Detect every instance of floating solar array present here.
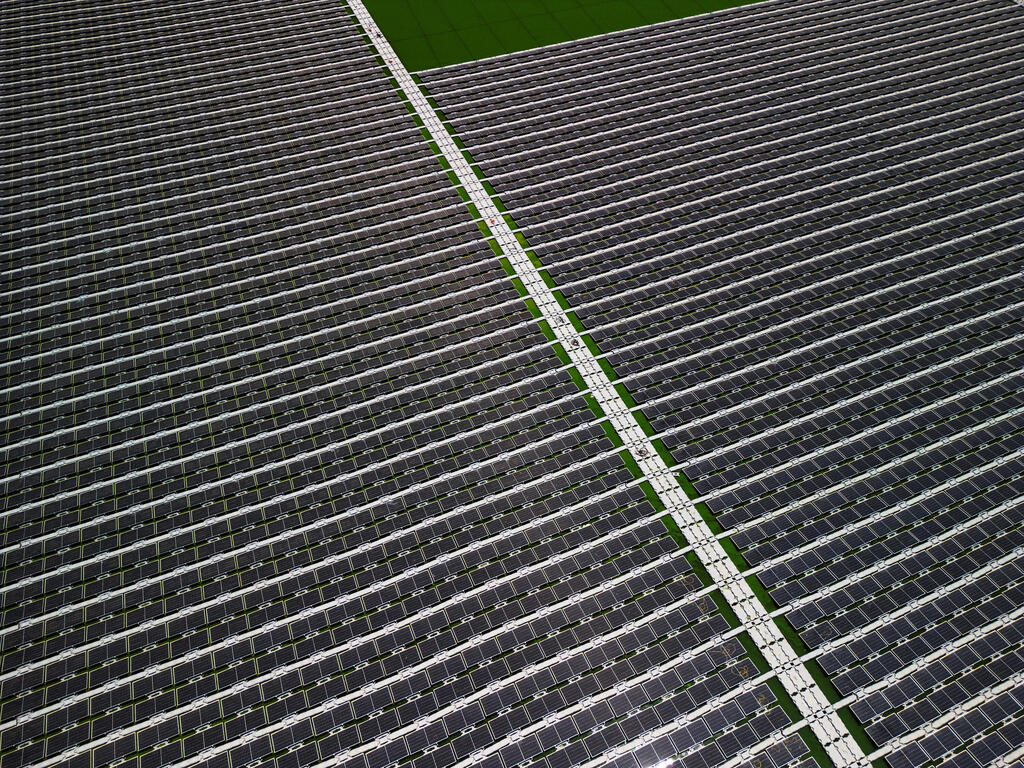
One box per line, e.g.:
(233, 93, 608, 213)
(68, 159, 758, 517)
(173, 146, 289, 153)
(420, 0, 1024, 766)
(0, 2, 820, 768)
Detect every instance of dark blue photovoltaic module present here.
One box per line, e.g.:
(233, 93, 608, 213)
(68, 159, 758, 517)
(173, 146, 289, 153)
(5, 0, 1024, 767)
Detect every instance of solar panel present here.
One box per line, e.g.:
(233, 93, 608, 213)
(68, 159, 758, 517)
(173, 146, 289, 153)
(422, 0, 1024, 764)
(0, 1, 820, 767)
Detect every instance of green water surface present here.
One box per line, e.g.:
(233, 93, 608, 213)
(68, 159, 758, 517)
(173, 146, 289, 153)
(363, 0, 766, 70)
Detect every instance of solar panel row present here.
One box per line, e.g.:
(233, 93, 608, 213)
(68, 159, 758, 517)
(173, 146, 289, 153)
(420, 0, 1024, 766)
(2, 2, 811, 768)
